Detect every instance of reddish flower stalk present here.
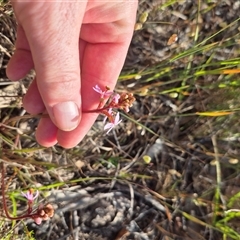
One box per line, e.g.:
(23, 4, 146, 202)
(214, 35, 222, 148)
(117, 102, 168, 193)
(1, 163, 54, 225)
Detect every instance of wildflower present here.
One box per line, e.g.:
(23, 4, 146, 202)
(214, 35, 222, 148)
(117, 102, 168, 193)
(1, 164, 54, 225)
(93, 85, 113, 98)
(111, 93, 120, 104)
(90, 85, 135, 134)
(32, 204, 54, 225)
(21, 189, 39, 203)
(42, 203, 54, 218)
(117, 92, 135, 113)
(104, 112, 122, 134)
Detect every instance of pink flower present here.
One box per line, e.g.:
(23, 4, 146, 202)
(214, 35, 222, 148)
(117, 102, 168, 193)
(104, 112, 122, 134)
(93, 85, 113, 98)
(21, 189, 39, 203)
(112, 93, 120, 104)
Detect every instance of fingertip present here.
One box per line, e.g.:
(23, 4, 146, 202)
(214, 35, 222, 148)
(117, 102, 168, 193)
(57, 130, 82, 149)
(35, 117, 58, 147)
(56, 112, 98, 148)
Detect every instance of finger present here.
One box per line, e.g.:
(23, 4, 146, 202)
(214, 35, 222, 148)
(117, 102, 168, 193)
(35, 116, 58, 147)
(23, 78, 45, 114)
(24, 80, 58, 147)
(15, 2, 87, 131)
(6, 25, 34, 80)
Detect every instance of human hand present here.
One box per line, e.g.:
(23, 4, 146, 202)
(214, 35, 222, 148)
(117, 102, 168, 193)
(7, 1, 138, 148)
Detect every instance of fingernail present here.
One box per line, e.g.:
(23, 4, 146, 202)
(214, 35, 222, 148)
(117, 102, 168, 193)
(52, 101, 80, 131)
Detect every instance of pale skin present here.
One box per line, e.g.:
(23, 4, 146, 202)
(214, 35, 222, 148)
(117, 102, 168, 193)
(7, 1, 138, 148)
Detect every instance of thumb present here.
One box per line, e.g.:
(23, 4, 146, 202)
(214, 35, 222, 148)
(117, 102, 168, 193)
(13, 2, 86, 131)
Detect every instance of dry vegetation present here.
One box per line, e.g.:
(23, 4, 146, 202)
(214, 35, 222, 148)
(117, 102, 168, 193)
(1, 1, 240, 239)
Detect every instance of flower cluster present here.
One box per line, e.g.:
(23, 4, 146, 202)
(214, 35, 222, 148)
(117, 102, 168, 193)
(21, 189, 54, 224)
(31, 203, 54, 225)
(3, 188, 54, 225)
(90, 85, 135, 133)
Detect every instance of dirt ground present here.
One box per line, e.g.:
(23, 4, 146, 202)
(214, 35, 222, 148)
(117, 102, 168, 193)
(1, 1, 240, 240)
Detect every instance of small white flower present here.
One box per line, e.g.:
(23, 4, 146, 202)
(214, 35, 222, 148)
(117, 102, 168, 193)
(104, 112, 122, 134)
